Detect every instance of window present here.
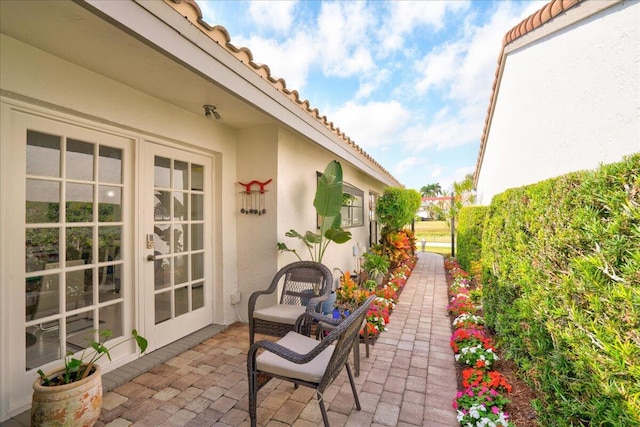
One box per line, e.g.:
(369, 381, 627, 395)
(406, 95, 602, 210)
(341, 183, 364, 228)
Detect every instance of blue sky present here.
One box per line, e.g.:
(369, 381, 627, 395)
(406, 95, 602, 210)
(197, 0, 546, 192)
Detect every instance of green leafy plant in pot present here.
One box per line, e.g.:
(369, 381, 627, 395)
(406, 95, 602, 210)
(32, 329, 147, 427)
(277, 160, 352, 264)
(362, 252, 390, 285)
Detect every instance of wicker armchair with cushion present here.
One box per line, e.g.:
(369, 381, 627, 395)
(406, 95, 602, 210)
(248, 294, 376, 427)
(248, 261, 333, 345)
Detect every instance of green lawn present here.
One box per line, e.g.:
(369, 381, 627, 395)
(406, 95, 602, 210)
(413, 220, 452, 243)
(419, 246, 451, 257)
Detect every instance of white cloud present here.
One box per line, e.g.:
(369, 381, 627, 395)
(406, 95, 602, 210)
(355, 68, 390, 100)
(414, 42, 465, 95)
(413, 2, 541, 102)
(248, 1, 298, 33)
(394, 156, 427, 174)
(405, 1, 546, 152)
(317, 2, 376, 77)
(381, 1, 471, 52)
(441, 165, 476, 192)
(402, 116, 477, 152)
(328, 100, 412, 149)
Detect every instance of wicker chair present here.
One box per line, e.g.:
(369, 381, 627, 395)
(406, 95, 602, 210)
(248, 261, 333, 345)
(248, 294, 376, 427)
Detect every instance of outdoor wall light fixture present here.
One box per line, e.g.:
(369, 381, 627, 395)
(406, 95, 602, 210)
(203, 104, 221, 120)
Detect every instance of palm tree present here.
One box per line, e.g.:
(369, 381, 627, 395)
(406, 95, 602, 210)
(430, 174, 476, 226)
(420, 183, 442, 198)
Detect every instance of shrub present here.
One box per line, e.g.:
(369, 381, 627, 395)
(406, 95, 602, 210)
(376, 187, 422, 234)
(481, 154, 640, 425)
(456, 206, 488, 272)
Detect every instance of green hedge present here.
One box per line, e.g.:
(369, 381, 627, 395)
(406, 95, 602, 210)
(481, 154, 640, 426)
(456, 206, 488, 271)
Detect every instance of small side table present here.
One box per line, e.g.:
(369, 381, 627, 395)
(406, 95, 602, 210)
(315, 319, 370, 376)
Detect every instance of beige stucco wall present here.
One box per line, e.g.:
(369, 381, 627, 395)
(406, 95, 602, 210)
(235, 125, 279, 317)
(475, 0, 640, 205)
(277, 128, 387, 284)
(0, 33, 241, 323)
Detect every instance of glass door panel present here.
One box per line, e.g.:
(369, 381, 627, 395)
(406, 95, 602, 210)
(152, 157, 206, 325)
(145, 145, 211, 348)
(24, 129, 127, 372)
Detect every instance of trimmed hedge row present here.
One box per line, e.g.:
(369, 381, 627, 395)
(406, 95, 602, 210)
(456, 206, 488, 272)
(481, 154, 640, 426)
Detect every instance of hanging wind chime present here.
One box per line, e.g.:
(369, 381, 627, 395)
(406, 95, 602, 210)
(238, 179, 272, 215)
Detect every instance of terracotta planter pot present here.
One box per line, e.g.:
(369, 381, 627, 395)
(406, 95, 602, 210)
(31, 364, 102, 427)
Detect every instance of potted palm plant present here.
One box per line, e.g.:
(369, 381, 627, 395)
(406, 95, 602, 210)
(31, 329, 147, 427)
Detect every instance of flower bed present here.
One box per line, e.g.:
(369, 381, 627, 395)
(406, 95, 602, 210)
(445, 257, 516, 427)
(335, 255, 417, 340)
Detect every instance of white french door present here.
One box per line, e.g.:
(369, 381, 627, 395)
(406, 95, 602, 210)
(142, 143, 213, 349)
(1, 108, 215, 420)
(1, 109, 135, 419)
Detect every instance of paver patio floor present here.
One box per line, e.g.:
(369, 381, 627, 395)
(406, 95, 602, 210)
(4, 252, 459, 427)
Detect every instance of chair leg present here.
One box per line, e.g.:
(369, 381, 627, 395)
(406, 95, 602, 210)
(248, 372, 257, 427)
(345, 362, 361, 410)
(364, 331, 370, 358)
(353, 338, 360, 377)
(317, 391, 330, 427)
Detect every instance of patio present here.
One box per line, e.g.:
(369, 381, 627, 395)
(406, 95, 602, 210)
(6, 252, 459, 427)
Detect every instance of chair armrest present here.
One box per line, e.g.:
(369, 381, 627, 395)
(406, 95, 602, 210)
(294, 310, 341, 334)
(248, 337, 332, 367)
(248, 289, 276, 316)
(305, 293, 328, 312)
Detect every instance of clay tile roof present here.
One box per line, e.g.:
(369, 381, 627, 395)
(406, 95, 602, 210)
(166, 0, 401, 187)
(474, 0, 582, 187)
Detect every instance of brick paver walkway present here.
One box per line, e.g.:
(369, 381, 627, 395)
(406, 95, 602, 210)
(94, 252, 459, 426)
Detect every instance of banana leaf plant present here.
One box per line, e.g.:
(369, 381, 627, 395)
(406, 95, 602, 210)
(277, 160, 352, 263)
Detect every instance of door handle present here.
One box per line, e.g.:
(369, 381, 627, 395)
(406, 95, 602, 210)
(146, 254, 155, 261)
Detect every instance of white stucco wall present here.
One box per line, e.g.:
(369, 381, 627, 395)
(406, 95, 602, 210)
(475, 0, 640, 205)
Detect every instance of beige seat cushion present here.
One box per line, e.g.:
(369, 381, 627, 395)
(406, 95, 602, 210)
(257, 331, 334, 383)
(253, 304, 307, 325)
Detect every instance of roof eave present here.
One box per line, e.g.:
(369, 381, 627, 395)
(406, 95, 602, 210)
(82, 0, 402, 186)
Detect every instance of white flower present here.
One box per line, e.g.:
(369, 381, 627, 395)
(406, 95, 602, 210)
(453, 313, 485, 326)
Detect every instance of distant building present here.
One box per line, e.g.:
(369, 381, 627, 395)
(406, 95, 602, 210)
(418, 196, 452, 220)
